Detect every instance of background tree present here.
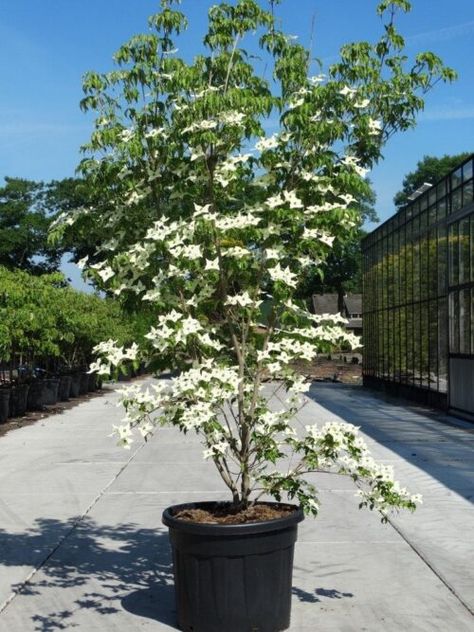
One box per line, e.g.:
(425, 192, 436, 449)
(0, 177, 63, 274)
(297, 229, 367, 309)
(297, 184, 376, 308)
(394, 152, 471, 209)
(45, 177, 106, 266)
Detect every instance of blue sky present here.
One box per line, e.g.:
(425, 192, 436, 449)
(1, 0, 473, 285)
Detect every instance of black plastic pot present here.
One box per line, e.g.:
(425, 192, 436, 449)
(9, 383, 30, 417)
(79, 373, 89, 395)
(42, 378, 59, 405)
(69, 373, 81, 398)
(0, 388, 11, 423)
(162, 501, 304, 632)
(87, 373, 97, 392)
(58, 375, 72, 401)
(27, 380, 47, 410)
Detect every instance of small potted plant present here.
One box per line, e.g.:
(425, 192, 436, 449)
(61, 1, 454, 629)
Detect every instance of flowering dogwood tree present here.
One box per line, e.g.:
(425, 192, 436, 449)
(55, 0, 453, 518)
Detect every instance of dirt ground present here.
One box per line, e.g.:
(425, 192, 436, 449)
(292, 355, 363, 385)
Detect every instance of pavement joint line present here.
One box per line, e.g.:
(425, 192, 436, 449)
(386, 515, 474, 617)
(0, 438, 148, 617)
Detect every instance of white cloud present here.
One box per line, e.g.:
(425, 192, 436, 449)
(420, 106, 474, 122)
(407, 20, 474, 46)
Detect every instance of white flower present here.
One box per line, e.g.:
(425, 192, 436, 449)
(125, 190, 146, 206)
(124, 343, 140, 360)
(97, 266, 114, 282)
(306, 498, 319, 512)
(283, 190, 303, 209)
(339, 85, 357, 97)
(341, 155, 369, 178)
(183, 119, 217, 133)
(120, 128, 135, 142)
(318, 233, 335, 248)
(112, 424, 134, 449)
(77, 255, 89, 270)
(266, 193, 284, 209)
(267, 361, 282, 374)
(368, 118, 383, 135)
(353, 98, 370, 108)
(193, 202, 214, 218)
(205, 258, 219, 271)
(180, 245, 202, 260)
(144, 127, 166, 138)
(197, 332, 224, 350)
(255, 135, 279, 151)
(288, 97, 304, 109)
(265, 249, 280, 260)
(223, 246, 250, 258)
(219, 111, 246, 125)
(225, 291, 260, 308)
(181, 316, 203, 336)
(268, 263, 297, 287)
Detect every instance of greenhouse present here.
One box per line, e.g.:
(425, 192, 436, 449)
(362, 154, 474, 416)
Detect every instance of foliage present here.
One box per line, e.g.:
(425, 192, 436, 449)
(297, 229, 367, 305)
(58, 0, 455, 518)
(45, 177, 110, 268)
(0, 177, 64, 274)
(0, 266, 137, 370)
(297, 184, 375, 304)
(394, 152, 471, 209)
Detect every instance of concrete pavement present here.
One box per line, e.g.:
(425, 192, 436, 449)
(0, 379, 472, 631)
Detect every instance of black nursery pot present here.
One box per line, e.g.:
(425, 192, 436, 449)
(42, 378, 59, 405)
(78, 373, 89, 395)
(27, 380, 46, 410)
(162, 501, 304, 632)
(0, 388, 11, 423)
(9, 383, 30, 417)
(87, 373, 97, 392)
(58, 375, 72, 401)
(69, 373, 81, 398)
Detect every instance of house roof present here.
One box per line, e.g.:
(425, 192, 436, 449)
(312, 294, 339, 315)
(344, 294, 362, 315)
(311, 293, 363, 319)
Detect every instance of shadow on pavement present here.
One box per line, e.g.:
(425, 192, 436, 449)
(292, 586, 354, 603)
(307, 383, 474, 503)
(0, 514, 357, 630)
(0, 516, 178, 631)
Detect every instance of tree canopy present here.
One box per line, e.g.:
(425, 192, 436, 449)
(53, 0, 455, 516)
(0, 177, 63, 274)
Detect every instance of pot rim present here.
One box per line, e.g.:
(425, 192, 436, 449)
(162, 500, 304, 536)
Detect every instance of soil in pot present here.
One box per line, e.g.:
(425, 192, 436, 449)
(9, 383, 30, 417)
(163, 501, 304, 632)
(58, 375, 72, 401)
(175, 503, 295, 525)
(0, 388, 11, 423)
